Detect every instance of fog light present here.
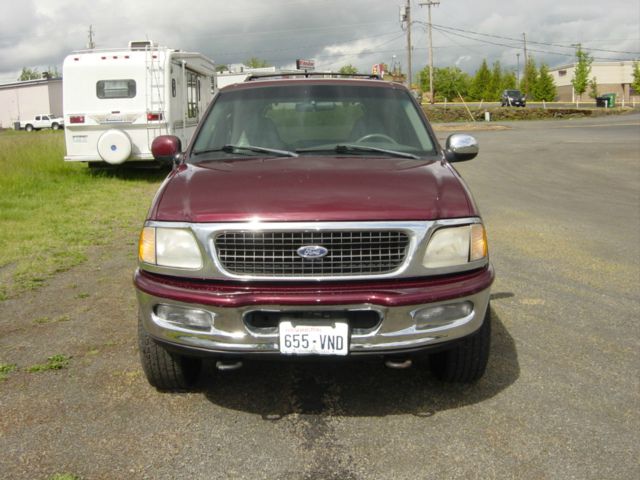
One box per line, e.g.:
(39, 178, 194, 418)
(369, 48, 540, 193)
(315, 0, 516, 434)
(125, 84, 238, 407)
(155, 305, 213, 331)
(412, 302, 473, 329)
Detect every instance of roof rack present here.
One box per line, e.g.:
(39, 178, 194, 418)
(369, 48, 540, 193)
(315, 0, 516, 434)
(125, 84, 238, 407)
(245, 72, 382, 81)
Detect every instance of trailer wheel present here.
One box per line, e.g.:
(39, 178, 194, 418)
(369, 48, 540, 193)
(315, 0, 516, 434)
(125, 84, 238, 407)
(97, 129, 132, 164)
(51, 123, 60, 130)
(25, 124, 33, 132)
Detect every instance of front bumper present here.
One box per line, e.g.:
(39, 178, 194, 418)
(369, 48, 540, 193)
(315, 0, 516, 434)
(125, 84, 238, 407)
(134, 266, 494, 356)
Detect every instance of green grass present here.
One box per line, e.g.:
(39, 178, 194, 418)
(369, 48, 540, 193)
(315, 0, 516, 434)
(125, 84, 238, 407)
(26, 354, 71, 372)
(0, 130, 166, 299)
(49, 474, 81, 480)
(0, 363, 17, 380)
(34, 315, 70, 325)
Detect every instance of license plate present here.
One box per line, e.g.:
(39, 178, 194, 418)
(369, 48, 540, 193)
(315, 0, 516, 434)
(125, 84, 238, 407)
(279, 321, 349, 356)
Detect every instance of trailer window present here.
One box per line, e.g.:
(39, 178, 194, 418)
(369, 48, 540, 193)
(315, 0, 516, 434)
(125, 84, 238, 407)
(186, 71, 199, 119)
(97, 80, 136, 99)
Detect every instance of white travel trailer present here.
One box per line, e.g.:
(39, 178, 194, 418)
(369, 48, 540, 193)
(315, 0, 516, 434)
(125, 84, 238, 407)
(63, 41, 215, 165)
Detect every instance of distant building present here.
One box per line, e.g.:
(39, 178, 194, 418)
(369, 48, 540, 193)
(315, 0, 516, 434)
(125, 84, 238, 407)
(215, 65, 328, 89)
(0, 77, 63, 129)
(549, 61, 637, 103)
(215, 65, 278, 89)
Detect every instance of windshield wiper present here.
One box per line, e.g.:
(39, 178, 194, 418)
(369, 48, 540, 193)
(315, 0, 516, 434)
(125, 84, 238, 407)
(297, 144, 419, 159)
(193, 144, 298, 157)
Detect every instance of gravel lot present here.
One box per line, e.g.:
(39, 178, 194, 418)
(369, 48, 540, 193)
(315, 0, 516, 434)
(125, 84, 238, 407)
(1, 114, 638, 480)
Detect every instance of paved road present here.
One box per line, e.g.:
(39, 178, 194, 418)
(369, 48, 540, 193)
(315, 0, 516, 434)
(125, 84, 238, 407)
(1, 115, 639, 479)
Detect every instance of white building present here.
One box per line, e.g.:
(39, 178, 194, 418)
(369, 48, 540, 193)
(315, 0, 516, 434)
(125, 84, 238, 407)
(215, 65, 277, 89)
(549, 61, 637, 103)
(0, 77, 63, 129)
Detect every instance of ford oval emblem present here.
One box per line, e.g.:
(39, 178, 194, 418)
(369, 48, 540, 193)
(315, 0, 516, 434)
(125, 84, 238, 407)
(296, 245, 329, 259)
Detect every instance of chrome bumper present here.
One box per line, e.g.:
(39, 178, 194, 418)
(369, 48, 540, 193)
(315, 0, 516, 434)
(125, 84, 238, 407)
(136, 287, 491, 355)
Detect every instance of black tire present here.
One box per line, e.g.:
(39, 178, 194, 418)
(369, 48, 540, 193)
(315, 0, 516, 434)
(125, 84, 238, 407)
(25, 124, 33, 132)
(138, 315, 202, 390)
(429, 304, 491, 383)
(51, 123, 60, 130)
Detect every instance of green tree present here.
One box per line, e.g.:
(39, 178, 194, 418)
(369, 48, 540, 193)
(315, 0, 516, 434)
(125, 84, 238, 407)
(500, 71, 517, 91)
(631, 62, 640, 94)
(245, 57, 270, 68)
(486, 61, 503, 101)
(470, 59, 491, 100)
(215, 64, 229, 73)
(588, 77, 599, 99)
(534, 63, 557, 101)
(41, 66, 60, 79)
(18, 67, 41, 81)
(419, 66, 471, 101)
(571, 46, 593, 105)
(339, 64, 358, 75)
(520, 56, 538, 97)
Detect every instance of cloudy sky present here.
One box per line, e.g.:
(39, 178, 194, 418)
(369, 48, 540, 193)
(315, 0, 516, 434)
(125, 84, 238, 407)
(1, 0, 638, 82)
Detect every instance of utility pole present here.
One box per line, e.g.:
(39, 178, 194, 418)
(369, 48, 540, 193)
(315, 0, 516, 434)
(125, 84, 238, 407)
(400, 1, 412, 88)
(419, 1, 440, 104)
(87, 25, 95, 49)
(516, 53, 520, 85)
(522, 32, 528, 94)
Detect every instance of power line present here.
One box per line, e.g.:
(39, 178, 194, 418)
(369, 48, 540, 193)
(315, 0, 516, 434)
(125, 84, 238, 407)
(319, 32, 407, 69)
(426, 22, 640, 55)
(212, 30, 404, 60)
(418, 22, 636, 62)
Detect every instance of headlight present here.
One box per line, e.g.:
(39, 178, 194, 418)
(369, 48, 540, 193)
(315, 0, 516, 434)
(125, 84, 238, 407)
(423, 224, 487, 268)
(139, 226, 203, 269)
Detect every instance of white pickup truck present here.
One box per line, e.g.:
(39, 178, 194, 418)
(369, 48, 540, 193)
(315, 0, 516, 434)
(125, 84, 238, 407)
(19, 114, 64, 131)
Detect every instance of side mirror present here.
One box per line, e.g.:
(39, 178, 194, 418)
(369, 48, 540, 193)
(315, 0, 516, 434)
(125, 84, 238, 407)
(151, 135, 182, 166)
(445, 134, 479, 162)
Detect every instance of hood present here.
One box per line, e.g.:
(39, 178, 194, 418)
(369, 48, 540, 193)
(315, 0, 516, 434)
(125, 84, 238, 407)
(150, 156, 477, 223)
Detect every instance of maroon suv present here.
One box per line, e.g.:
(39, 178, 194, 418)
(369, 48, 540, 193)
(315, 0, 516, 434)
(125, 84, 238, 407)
(135, 75, 493, 390)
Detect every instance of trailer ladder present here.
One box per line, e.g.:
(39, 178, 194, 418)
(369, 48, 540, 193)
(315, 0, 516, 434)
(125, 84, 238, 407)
(145, 45, 168, 150)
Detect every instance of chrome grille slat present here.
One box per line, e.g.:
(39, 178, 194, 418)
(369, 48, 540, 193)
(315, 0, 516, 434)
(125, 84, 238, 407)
(215, 231, 410, 277)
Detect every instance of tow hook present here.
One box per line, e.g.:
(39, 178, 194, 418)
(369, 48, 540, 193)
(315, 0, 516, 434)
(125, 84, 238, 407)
(384, 358, 413, 369)
(216, 360, 243, 371)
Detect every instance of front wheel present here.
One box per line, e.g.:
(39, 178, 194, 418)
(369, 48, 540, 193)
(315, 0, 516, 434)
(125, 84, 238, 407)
(429, 304, 491, 383)
(51, 123, 60, 130)
(138, 314, 202, 390)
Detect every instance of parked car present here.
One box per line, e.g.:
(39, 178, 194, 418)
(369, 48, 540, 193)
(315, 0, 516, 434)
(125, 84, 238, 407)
(135, 74, 494, 390)
(19, 114, 64, 131)
(501, 89, 526, 107)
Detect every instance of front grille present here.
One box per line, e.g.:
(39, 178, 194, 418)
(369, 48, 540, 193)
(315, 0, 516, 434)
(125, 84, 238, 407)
(214, 230, 410, 277)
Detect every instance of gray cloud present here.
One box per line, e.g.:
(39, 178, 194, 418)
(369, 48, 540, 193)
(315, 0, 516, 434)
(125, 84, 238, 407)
(0, 0, 638, 82)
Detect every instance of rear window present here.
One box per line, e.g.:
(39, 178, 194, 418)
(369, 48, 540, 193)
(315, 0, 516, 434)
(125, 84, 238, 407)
(96, 79, 136, 99)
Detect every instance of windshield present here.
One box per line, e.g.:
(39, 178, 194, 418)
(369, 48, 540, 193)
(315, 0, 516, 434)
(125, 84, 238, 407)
(190, 83, 436, 161)
(506, 90, 522, 97)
